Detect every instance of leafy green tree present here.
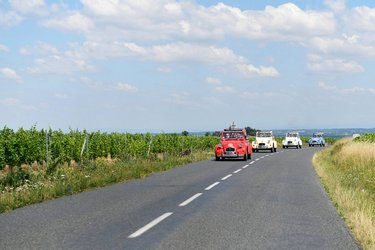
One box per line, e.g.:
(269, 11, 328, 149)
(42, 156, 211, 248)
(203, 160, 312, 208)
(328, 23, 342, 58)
(212, 131, 221, 137)
(181, 131, 189, 136)
(245, 127, 259, 136)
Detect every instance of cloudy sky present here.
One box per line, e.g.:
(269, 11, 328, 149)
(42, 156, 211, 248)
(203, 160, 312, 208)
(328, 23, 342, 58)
(1, 0, 375, 132)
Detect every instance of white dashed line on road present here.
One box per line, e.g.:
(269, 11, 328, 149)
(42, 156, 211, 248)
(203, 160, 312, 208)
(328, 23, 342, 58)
(221, 174, 232, 180)
(128, 212, 173, 238)
(179, 193, 202, 207)
(129, 148, 282, 239)
(205, 182, 220, 191)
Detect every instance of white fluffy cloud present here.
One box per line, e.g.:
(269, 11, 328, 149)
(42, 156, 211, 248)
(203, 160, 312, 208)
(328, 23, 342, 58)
(18, 1, 375, 80)
(120, 42, 279, 77)
(318, 82, 375, 95)
(206, 77, 221, 85)
(310, 36, 375, 58)
(0, 10, 22, 27)
(236, 3, 335, 40)
(215, 85, 234, 93)
(0, 97, 19, 106)
(9, 0, 46, 15)
(344, 6, 375, 33)
(19, 42, 59, 56)
(115, 83, 138, 92)
(27, 54, 93, 74)
(41, 12, 94, 32)
(324, 0, 346, 13)
(318, 81, 337, 90)
(38, 1, 334, 42)
(340, 87, 375, 95)
(0, 44, 9, 52)
(308, 57, 363, 73)
(0, 68, 21, 81)
(236, 64, 280, 78)
(46, 41, 279, 77)
(35, 0, 340, 78)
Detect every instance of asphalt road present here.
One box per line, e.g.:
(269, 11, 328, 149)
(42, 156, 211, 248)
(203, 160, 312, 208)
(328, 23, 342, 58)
(0, 148, 360, 250)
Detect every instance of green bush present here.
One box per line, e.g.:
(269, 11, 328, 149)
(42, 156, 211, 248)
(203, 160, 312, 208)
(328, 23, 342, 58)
(0, 169, 31, 187)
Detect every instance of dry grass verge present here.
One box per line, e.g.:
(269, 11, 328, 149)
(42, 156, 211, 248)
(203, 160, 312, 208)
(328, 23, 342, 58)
(314, 138, 375, 249)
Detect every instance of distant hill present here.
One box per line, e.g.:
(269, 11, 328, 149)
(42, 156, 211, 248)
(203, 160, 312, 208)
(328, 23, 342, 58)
(264, 128, 375, 138)
(191, 128, 375, 138)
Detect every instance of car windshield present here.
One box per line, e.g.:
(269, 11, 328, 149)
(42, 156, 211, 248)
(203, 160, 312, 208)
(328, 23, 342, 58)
(222, 132, 244, 139)
(257, 132, 272, 137)
(287, 133, 298, 137)
(313, 133, 323, 137)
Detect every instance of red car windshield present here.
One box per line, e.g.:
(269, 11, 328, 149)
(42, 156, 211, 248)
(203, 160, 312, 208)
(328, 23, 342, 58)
(222, 132, 244, 140)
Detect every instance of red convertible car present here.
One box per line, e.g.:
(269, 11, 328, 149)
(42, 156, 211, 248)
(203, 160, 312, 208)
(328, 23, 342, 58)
(214, 124, 252, 161)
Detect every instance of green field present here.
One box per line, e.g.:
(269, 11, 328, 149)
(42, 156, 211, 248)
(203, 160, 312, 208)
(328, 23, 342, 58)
(0, 127, 219, 212)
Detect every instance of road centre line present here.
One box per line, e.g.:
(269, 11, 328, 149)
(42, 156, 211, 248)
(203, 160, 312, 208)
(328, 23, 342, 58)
(205, 182, 220, 191)
(128, 212, 173, 238)
(131, 150, 277, 239)
(179, 193, 203, 207)
(221, 174, 232, 180)
(129, 148, 282, 240)
(233, 169, 242, 174)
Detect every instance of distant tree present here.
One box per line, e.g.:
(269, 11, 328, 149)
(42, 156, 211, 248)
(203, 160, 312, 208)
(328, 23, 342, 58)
(245, 127, 259, 136)
(212, 131, 221, 137)
(205, 132, 211, 136)
(181, 130, 189, 136)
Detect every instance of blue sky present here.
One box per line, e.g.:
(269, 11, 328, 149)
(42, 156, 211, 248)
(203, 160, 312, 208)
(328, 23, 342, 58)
(1, 0, 375, 132)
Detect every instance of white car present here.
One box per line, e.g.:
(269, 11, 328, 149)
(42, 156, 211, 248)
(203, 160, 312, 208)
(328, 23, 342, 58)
(252, 131, 277, 152)
(282, 132, 302, 149)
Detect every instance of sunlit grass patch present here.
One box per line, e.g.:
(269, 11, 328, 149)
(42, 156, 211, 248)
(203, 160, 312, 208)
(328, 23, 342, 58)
(314, 139, 375, 250)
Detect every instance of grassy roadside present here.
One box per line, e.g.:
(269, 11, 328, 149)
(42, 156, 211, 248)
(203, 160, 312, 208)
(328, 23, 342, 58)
(0, 151, 213, 213)
(313, 138, 375, 250)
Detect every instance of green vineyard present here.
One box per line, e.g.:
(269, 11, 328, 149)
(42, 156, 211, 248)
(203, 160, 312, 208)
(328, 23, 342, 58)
(0, 127, 219, 170)
(354, 133, 375, 143)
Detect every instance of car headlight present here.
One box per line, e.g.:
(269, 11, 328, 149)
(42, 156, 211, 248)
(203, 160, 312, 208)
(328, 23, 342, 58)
(239, 143, 243, 148)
